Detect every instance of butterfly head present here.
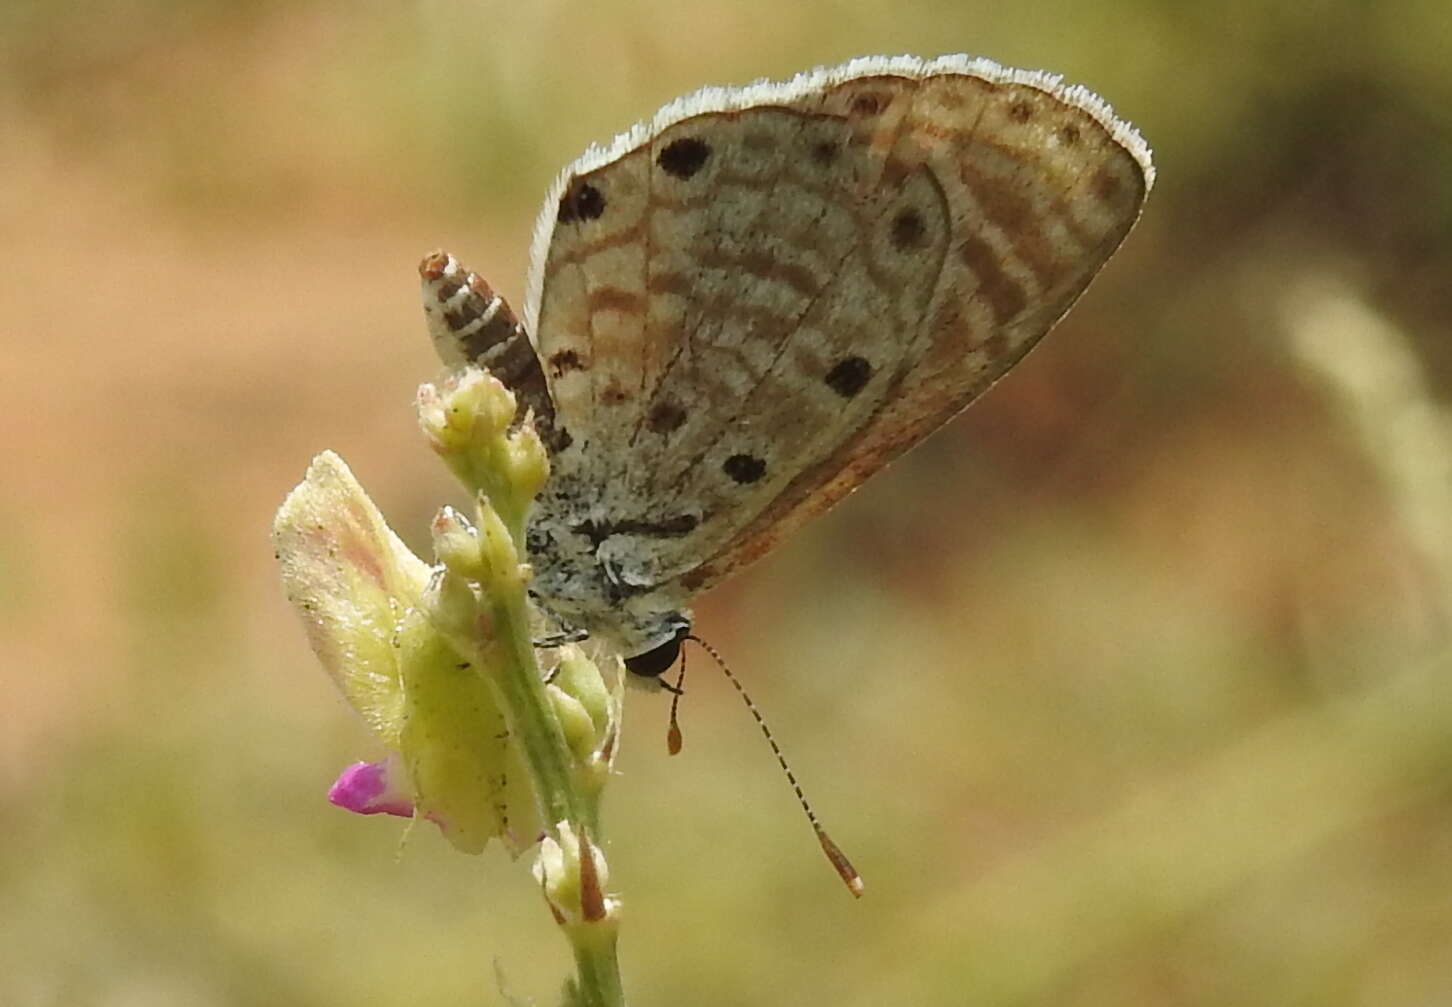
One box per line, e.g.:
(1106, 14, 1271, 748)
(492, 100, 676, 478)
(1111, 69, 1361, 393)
(525, 520, 694, 677)
(622, 618, 691, 679)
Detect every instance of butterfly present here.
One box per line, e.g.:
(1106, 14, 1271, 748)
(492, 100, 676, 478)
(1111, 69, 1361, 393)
(420, 54, 1152, 678)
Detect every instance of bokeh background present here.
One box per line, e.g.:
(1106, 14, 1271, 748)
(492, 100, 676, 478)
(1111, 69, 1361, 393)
(5, 2, 1452, 1004)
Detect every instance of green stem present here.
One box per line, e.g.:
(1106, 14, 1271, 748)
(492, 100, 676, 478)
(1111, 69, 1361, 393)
(481, 534, 619, 1005)
(570, 932, 626, 1007)
(435, 372, 623, 1005)
(486, 587, 587, 829)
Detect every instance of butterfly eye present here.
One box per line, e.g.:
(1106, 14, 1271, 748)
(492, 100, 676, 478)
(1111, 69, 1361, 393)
(624, 627, 688, 678)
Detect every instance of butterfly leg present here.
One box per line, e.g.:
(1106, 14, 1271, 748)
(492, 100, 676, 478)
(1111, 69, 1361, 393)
(534, 627, 590, 648)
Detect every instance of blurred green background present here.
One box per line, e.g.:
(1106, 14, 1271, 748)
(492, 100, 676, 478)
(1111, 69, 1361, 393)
(5, 1, 1452, 1004)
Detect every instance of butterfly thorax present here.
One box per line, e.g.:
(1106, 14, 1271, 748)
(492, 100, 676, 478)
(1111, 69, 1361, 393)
(526, 473, 694, 657)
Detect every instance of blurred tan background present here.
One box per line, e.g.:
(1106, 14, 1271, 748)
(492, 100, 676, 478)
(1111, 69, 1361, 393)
(5, 2, 1452, 1004)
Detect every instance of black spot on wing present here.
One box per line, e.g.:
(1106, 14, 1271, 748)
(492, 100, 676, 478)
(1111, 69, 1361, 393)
(647, 400, 688, 434)
(722, 454, 766, 485)
(809, 139, 838, 165)
(558, 179, 605, 224)
(890, 208, 926, 250)
(824, 356, 872, 398)
(657, 137, 711, 179)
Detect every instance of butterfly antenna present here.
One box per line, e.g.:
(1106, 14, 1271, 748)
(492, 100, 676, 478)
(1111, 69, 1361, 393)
(683, 635, 864, 898)
(666, 647, 687, 756)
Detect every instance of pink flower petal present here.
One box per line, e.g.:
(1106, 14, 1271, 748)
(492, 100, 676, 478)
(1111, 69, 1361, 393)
(328, 760, 414, 818)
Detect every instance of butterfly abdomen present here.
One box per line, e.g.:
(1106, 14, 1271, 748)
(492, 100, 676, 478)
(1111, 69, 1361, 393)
(420, 251, 565, 451)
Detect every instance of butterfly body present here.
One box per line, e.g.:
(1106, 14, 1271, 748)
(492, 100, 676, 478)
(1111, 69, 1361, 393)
(423, 54, 1153, 662)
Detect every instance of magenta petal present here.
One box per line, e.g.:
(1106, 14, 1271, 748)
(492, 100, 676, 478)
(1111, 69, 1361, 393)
(328, 760, 415, 818)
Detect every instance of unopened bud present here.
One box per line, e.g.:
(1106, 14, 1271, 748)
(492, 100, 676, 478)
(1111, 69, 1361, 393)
(533, 821, 618, 929)
(432, 506, 483, 579)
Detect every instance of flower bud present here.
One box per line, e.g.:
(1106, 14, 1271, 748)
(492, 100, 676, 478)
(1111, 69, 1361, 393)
(473, 492, 527, 596)
(431, 506, 484, 580)
(547, 683, 598, 763)
(550, 646, 613, 736)
(533, 822, 618, 929)
(503, 416, 550, 502)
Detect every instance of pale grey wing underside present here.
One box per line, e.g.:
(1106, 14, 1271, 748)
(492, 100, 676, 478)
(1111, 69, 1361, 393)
(520, 55, 1151, 635)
